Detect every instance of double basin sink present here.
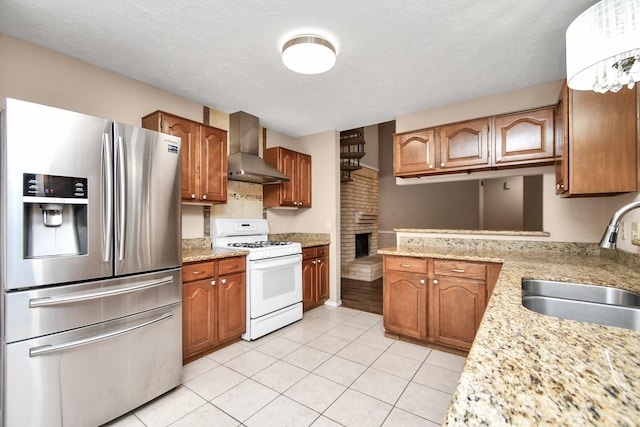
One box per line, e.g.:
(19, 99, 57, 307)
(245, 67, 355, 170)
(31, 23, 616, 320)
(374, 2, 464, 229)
(522, 279, 640, 331)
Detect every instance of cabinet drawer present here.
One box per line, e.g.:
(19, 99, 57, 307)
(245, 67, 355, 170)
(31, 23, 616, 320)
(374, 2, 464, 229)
(219, 257, 246, 275)
(316, 245, 329, 258)
(182, 261, 215, 283)
(434, 260, 486, 280)
(385, 256, 428, 274)
(302, 247, 317, 260)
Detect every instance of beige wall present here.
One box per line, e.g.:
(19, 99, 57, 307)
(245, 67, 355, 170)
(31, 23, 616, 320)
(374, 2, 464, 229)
(266, 129, 342, 305)
(393, 80, 640, 248)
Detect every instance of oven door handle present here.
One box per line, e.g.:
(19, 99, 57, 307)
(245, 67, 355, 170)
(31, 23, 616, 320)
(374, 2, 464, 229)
(29, 277, 174, 308)
(250, 255, 302, 270)
(29, 312, 173, 357)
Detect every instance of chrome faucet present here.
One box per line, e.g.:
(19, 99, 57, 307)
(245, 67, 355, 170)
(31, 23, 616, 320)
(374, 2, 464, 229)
(599, 200, 640, 249)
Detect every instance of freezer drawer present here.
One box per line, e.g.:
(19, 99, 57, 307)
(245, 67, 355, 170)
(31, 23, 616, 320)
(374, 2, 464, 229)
(5, 302, 182, 427)
(5, 268, 181, 344)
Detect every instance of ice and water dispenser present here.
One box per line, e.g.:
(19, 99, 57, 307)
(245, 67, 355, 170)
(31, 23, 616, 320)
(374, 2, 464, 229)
(23, 173, 88, 258)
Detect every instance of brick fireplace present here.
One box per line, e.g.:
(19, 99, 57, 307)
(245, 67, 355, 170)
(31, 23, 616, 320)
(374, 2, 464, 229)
(340, 167, 382, 281)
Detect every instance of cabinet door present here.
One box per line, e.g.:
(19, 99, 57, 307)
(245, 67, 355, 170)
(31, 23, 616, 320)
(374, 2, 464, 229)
(218, 272, 246, 342)
(439, 119, 490, 170)
(493, 108, 554, 166)
(297, 153, 312, 208)
(278, 148, 298, 207)
(432, 276, 485, 350)
(200, 125, 227, 203)
(393, 129, 437, 176)
(555, 84, 569, 195)
(159, 115, 201, 201)
(182, 279, 216, 358)
(302, 258, 315, 311)
(383, 271, 427, 339)
(316, 255, 329, 303)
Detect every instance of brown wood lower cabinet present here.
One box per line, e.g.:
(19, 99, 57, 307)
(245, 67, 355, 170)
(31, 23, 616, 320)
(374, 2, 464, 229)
(302, 245, 329, 311)
(182, 256, 246, 363)
(383, 255, 501, 351)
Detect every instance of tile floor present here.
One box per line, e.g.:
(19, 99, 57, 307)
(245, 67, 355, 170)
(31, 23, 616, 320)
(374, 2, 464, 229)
(106, 305, 466, 427)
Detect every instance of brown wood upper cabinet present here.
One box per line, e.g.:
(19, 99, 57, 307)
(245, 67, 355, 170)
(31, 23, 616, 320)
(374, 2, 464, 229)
(263, 146, 312, 208)
(142, 111, 228, 203)
(492, 107, 555, 166)
(555, 82, 638, 197)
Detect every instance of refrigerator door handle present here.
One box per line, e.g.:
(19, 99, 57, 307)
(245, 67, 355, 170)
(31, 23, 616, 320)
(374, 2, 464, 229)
(116, 135, 127, 261)
(28, 311, 174, 357)
(29, 276, 174, 307)
(102, 133, 113, 263)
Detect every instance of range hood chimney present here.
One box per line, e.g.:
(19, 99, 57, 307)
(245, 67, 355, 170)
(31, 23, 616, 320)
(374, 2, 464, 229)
(227, 111, 290, 184)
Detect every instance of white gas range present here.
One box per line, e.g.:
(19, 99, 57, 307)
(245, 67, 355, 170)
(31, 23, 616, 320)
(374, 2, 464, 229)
(211, 218, 303, 340)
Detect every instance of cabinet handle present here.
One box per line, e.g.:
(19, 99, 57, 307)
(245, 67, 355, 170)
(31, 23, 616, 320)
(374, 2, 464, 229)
(433, 279, 439, 285)
(451, 269, 465, 273)
(202, 194, 207, 200)
(190, 194, 196, 199)
(192, 271, 206, 275)
(400, 264, 411, 268)
(419, 279, 425, 284)
(211, 280, 216, 286)
(221, 278, 227, 284)
(440, 162, 445, 167)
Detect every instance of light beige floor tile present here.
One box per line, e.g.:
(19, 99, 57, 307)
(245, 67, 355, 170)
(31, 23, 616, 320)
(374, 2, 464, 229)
(170, 402, 241, 427)
(412, 362, 462, 394)
(311, 416, 343, 427)
(133, 386, 206, 427)
(284, 373, 347, 413)
(354, 331, 395, 350)
(324, 389, 392, 427)
(367, 320, 386, 334)
(320, 309, 359, 323)
(313, 355, 367, 386)
(252, 360, 308, 393)
(206, 342, 250, 364)
(343, 312, 383, 330)
(279, 325, 323, 344)
(326, 324, 366, 341)
(255, 336, 301, 359)
(245, 395, 320, 427)
(371, 352, 422, 380)
(350, 367, 409, 404)
(303, 316, 344, 333)
(184, 365, 246, 401)
(382, 407, 439, 427)
(211, 379, 278, 422)
(395, 382, 453, 424)
(282, 345, 332, 371)
(182, 356, 219, 383)
(102, 413, 145, 426)
(306, 333, 351, 354)
(336, 341, 385, 366)
(425, 349, 466, 372)
(224, 349, 277, 377)
(385, 340, 431, 362)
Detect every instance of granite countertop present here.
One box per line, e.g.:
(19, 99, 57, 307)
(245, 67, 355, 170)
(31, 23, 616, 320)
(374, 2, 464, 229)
(378, 245, 640, 425)
(182, 238, 249, 263)
(268, 232, 331, 248)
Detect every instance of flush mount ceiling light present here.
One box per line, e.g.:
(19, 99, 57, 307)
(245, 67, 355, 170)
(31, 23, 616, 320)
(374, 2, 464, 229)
(566, 0, 640, 93)
(282, 35, 336, 74)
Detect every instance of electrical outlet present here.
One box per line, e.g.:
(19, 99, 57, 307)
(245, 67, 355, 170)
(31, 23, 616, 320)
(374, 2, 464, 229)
(633, 222, 640, 239)
(621, 222, 628, 240)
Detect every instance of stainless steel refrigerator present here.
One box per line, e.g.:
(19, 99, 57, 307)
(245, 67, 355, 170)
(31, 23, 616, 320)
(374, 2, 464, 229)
(0, 98, 183, 427)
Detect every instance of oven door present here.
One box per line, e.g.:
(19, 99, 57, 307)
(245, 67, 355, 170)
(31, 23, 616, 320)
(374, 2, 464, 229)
(248, 254, 302, 318)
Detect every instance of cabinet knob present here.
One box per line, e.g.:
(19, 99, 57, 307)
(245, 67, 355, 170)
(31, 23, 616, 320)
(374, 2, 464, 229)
(440, 162, 445, 167)
(221, 278, 227, 284)
(210, 280, 216, 286)
(312, 260, 316, 264)
(299, 201, 303, 206)
(433, 279, 439, 285)
(190, 194, 196, 199)
(294, 201, 299, 206)
(317, 259, 322, 264)
(429, 164, 434, 169)
(202, 194, 207, 200)
(556, 184, 564, 189)
(420, 279, 425, 284)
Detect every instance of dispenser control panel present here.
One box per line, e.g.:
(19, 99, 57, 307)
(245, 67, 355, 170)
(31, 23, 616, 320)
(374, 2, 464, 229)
(23, 173, 88, 199)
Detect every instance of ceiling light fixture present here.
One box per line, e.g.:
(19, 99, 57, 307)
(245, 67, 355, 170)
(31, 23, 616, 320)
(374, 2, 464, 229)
(282, 35, 336, 75)
(566, 0, 640, 93)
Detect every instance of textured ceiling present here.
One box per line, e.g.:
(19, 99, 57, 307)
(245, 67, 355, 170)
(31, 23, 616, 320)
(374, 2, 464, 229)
(0, 0, 598, 137)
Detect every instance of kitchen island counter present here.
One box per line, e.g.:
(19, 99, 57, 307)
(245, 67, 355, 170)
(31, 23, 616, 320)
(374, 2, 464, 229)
(379, 243, 640, 425)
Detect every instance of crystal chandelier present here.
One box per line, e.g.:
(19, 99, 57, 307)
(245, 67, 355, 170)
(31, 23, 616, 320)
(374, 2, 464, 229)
(566, 0, 640, 93)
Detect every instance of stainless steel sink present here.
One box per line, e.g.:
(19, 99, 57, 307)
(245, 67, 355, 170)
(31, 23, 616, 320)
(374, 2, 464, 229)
(521, 279, 640, 331)
(522, 279, 640, 307)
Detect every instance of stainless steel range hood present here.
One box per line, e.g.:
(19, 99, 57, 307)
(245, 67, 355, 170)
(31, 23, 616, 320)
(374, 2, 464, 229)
(227, 111, 290, 184)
